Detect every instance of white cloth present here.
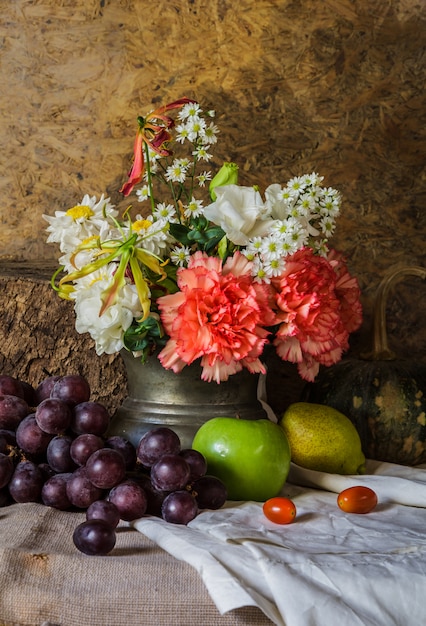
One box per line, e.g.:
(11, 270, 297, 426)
(133, 461, 426, 626)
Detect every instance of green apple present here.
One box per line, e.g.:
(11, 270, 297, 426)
(192, 417, 291, 501)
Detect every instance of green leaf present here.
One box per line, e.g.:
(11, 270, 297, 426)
(169, 223, 191, 246)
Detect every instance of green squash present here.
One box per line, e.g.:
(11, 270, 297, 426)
(304, 266, 426, 466)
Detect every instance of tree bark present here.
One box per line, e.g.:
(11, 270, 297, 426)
(0, 261, 127, 414)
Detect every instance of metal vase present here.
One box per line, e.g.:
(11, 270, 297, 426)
(107, 349, 268, 449)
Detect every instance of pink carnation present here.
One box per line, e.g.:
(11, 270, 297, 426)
(157, 251, 276, 383)
(271, 248, 362, 382)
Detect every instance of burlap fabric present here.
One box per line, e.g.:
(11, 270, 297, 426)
(0, 503, 272, 626)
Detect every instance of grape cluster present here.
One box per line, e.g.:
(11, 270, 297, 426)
(0, 373, 227, 556)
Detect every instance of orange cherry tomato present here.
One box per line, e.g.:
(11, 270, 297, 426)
(337, 486, 378, 514)
(263, 497, 297, 524)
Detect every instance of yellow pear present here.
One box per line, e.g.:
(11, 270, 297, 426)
(279, 402, 366, 475)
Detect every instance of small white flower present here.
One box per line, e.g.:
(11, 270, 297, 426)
(178, 102, 202, 120)
(165, 159, 188, 183)
(313, 239, 330, 256)
(184, 197, 204, 219)
(136, 185, 150, 202)
(200, 122, 219, 144)
(287, 176, 306, 195)
(175, 123, 191, 143)
(153, 203, 177, 221)
(192, 146, 212, 162)
(319, 216, 336, 237)
(185, 117, 207, 142)
(170, 246, 191, 266)
(260, 234, 282, 260)
(197, 170, 212, 187)
(263, 256, 286, 277)
(251, 258, 270, 284)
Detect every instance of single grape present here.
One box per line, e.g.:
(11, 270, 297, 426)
(41, 473, 72, 510)
(0, 436, 8, 455)
(73, 520, 116, 556)
(107, 480, 147, 521)
(66, 467, 104, 509)
(132, 473, 166, 517)
(150, 454, 191, 492)
(161, 490, 198, 525)
(192, 475, 228, 510)
(38, 462, 56, 482)
(8, 460, 44, 503)
(51, 375, 91, 407)
(16, 414, 53, 458)
(47, 435, 77, 473)
(0, 375, 25, 399)
(0, 452, 14, 489)
(70, 434, 104, 467)
(86, 500, 120, 528)
(20, 380, 37, 407)
(179, 449, 207, 481)
(105, 436, 137, 471)
(0, 429, 16, 448)
(0, 394, 29, 430)
(34, 376, 61, 405)
(136, 427, 181, 468)
(71, 401, 110, 436)
(85, 448, 126, 490)
(35, 397, 72, 434)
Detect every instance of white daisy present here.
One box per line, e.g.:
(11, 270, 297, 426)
(136, 185, 150, 202)
(183, 197, 204, 219)
(170, 246, 192, 266)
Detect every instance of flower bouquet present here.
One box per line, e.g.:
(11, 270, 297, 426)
(45, 98, 362, 384)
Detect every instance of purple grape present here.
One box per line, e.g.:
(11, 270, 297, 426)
(38, 462, 56, 482)
(51, 375, 91, 407)
(73, 520, 116, 556)
(85, 448, 126, 489)
(47, 435, 77, 473)
(150, 454, 191, 492)
(16, 414, 53, 458)
(105, 436, 137, 471)
(35, 398, 72, 434)
(20, 380, 36, 407)
(66, 467, 104, 509)
(41, 473, 72, 510)
(70, 434, 104, 467)
(161, 490, 198, 525)
(0, 429, 16, 447)
(107, 480, 147, 521)
(34, 376, 61, 405)
(86, 500, 120, 528)
(192, 475, 228, 510)
(0, 435, 9, 455)
(0, 375, 25, 399)
(0, 394, 29, 430)
(179, 449, 207, 481)
(8, 460, 44, 503)
(0, 453, 14, 489)
(71, 401, 110, 436)
(136, 427, 181, 468)
(132, 473, 166, 517)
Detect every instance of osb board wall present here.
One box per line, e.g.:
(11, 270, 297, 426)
(0, 0, 425, 361)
